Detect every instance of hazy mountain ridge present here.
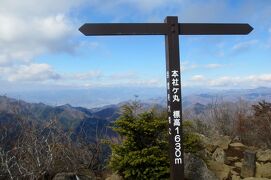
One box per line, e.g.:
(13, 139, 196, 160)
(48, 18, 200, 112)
(183, 87, 271, 108)
(3, 87, 271, 109)
(1, 87, 271, 141)
(0, 96, 120, 142)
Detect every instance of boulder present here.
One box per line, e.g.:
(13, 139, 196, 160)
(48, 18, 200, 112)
(226, 156, 239, 165)
(53, 172, 96, 180)
(227, 143, 246, 160)
(227, 156, 239, 162)
(212, 147, 226, 163)
(234, 162, 243, 169)
(232, 175, 241, 180)
(201, 135, 231, 152)
(256, 149, 271, 162)
(243, 178, 270, 180)
(231, 169, 239, 175)
(207, 160, 231, 180)
(255, 162, 271, 178)
(201, 136, 218, 153)
(241, 150, 256, 178)
(184, 153, 218, 180)
(229, 142, 246, 151)
(198, 149, 212, 160)
(77, 169, 96, 180)
(53, 173, 78, 180)
(216, 136, 231, 150)
(105, 173, 123, 180)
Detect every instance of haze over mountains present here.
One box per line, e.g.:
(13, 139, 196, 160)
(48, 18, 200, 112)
(0, 95, 119, 143)
(1, 87, 271, 108)
(0, 86, 270, 145)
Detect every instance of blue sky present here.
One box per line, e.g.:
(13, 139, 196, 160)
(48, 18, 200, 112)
(0, 0, 271, 92)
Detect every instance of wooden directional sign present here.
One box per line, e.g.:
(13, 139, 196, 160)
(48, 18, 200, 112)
(79, 23, 253, 36)
(79, 16, 253, 180)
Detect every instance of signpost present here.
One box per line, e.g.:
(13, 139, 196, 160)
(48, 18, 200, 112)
(79, 16, 253, 180)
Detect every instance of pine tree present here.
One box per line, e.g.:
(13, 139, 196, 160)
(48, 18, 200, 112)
(109, 102, 169, 180)
(109, 102, 202, 179)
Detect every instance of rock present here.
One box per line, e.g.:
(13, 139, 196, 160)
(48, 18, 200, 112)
(256, 149, 271, 162)
(201, 136, 218, 153)
(207, 160, 231, 180)
(243, 178, 270, 180)
(227, 156, 239, 162)
(232, 175, 241, 180)
(234, 162, 243, 169)
(184, 153, 218, 180)
(241, 150, 256, 178)
(198, 149, 212, 160)
(53, 172, 96, 180)
(226, 143, 246, 160)
(53, 173, 78, 180)
(77, 169, 96, 180)
(231, 169, 239, 175)
(201, 135, 231, 153)
(255, 162, 271, 178)
(226, 156, 239, 165)
(212, 147, 226, 163)
(233, 136, 241, 142)
(229, 142, 246, 150)
(216, 136, 231, 150)
(105, 173, 123, 180)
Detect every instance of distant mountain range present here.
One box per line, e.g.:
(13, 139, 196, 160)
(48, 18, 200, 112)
(0, 87, 270, 143)
(0, 95, 121, 142)
(2, 86, 271, 108)
(1, 87, 166, 108)
(182, 87, 271, 108)
(132, 87, 271, 109)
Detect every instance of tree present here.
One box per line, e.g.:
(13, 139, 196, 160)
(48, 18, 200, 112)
(109, 102, 203, 179)
(0, 113, 108, 179)
(109, 102, 169, 180)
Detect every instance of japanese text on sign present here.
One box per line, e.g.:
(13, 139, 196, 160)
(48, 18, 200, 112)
(167, 70, 182, 164)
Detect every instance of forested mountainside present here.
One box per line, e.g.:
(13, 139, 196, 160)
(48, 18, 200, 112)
(0, 95, 120, 142)
(1, 95, 271, 179)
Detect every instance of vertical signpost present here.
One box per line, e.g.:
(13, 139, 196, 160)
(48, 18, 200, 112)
(165, 17, 184, 178)
(79, 16, 253, 180)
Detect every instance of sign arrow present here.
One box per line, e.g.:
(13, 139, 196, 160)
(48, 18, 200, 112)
(179, 23, 253, 35)
(79, 23, 253, 36)
(79, 23, 167, 36)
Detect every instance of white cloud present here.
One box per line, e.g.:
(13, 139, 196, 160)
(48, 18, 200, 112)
(109, 72, 138, 80)
(0, 0, 85, 17)
(0, 13, 75, 62)
(52, 70, 163, 88)
(208, 76, 242, 87)
(181, 61, 198, 71)
(0, 55, 10, 66)
(127, 0, 178, 12)
(191, 75, 205, 81)
(69, 71, 102, 80)
(7, 63, 60, 82)
(0, 0, 86, 83)
(88, 0, 181, 15)
(205, 64, 223, 69)
(185, 74, 271, 88)
(181, 62, 224, 71)
(247, 74, 271, 82)
(231, 40, 258, 54)
(116, 78, 163, 87)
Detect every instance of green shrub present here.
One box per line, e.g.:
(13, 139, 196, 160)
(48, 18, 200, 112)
(109, 103, 202, 179)
(183, 120, 203, 154)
